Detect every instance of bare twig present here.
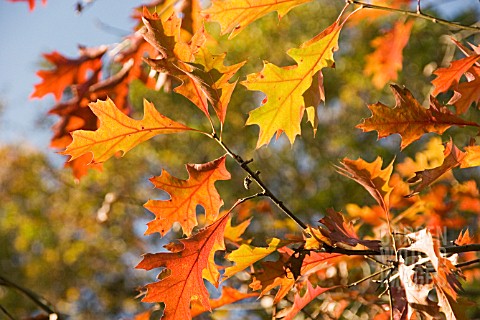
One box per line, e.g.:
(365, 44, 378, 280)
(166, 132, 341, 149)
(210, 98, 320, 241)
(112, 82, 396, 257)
(210, 132, 308, 230)
(346, 0, 480, 32)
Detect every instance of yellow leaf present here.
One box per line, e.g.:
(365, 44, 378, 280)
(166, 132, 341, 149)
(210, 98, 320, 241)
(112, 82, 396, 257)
(63, 98, 193, 163)
(224, 238, 287, 279)
(203, 0, 313, 38)
(243, 21, 342, 148)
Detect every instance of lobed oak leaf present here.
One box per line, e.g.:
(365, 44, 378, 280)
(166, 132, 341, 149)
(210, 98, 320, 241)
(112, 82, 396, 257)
(224, 238, 292, 279)
(431, 54, 480, 96)
(62, 98, 193, 164)
(144, 156, 230, 237)
(243, 21, 342, 148)
(357, 85, 478, 150)
(448, 66, 480, 114)
(190, 286, 258, 317)
(250, 248, 340, 304)
(31, 46, 106, 101)
(224, 217, 251, 243)
(406, 140, 466, 197)
(335, 156, 393, 215)
(364, 20, 413, 89)
(317, 209, 381, 250)
(136, 212, 229, 320)
(7, 0, 46, 11)
(203, 0, 313, 39)
(276, 280, 338, 320)
(193, 47, 246, 124)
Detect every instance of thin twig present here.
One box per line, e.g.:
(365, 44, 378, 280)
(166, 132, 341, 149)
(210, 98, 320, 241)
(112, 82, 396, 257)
(346, 0, 480, 32)
(0, 275, 58, 317)
(319, 243, 480, 256)
(347, 266, 394, 288)
(210, 132, 308, 230)
(0, 305, 15, 320)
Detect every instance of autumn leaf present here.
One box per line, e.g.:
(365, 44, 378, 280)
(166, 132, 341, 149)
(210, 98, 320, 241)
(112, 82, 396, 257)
(357, 84, 478, 150)
(30, 46, 106, 101)
(431, 54, 480, 96)
(136, 212, 229, 320)
(224, 238, 292, 279)
(144, 156, 231, 237)
(193, 47, 246, 125)
(316, 209, 381, 250)
(190, 286, 258, 317)
(455, 229, 474, 246)
(8, 0, 46, 11)
(62, 98, 194, 164)
(400, 229, 463, 319)
(335, 156, 394, 215)
(364, 20, 413, 89)
(461, 145, 480, 168)
(406, 140, 466, 197)
(348, 0, 411, 24)
(250, 248, 340, 303)
(243, 21, 342, 148)
(276, 280, 337, 320)
(448, 66, 480, 114)
(203, 0, 313, 39)
(224, 217, 251, 243)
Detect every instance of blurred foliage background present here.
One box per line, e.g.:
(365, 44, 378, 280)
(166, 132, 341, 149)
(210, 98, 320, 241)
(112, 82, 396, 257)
(1, 0, 480, 319)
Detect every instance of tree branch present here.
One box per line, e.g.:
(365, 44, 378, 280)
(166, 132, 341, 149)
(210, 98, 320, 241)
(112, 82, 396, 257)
(210, 133, 308, 230)
(347, 0, 480, 32)
(320, 243, 480, 256)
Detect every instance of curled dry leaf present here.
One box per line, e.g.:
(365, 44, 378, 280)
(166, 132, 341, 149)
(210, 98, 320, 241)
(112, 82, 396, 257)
(406, 140, 466, 197)
(357, 85, 478, 150)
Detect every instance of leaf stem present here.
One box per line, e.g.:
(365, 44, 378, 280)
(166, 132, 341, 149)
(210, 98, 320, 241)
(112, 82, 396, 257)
(346, 0, 480, 32)
(210, 133, 308, 230)
(347, 265, 394, 288)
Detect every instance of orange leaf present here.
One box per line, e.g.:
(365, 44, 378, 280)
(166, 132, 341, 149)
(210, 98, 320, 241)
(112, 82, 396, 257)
(455, 229, 474, 246)
(406, 140, 466, 197)
(317, 209, 381, 250)
(460, 145, 480, 168)
(144, 156, 231, 237)
(357, 84, 478, 149)
(364, 20, 413, 89)
(243, 21, 342, 148)
(136, 212, 229, 320)
(448, 66, 480, 114)
(203, 0, 313, 39)
(190, 286, 258, 317)
(62, 98, 194, 164)
(335, 156, 393, 215)
(276, 280, 337, 320)
(431, 54, 480, 96)
(31, 47, 106, 101)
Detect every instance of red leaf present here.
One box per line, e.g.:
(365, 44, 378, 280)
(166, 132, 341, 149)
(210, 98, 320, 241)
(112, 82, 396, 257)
(31, 47, 106, 101)
(136, 212, 229, 320)
(190, 286, 258, 317)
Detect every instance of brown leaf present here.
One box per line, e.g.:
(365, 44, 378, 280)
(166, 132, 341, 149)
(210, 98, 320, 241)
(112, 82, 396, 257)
(357, 85, 478, 149)
(335, 156, 393, 215)
(317, 209, 381, 250)
(406, 140, 466, 197)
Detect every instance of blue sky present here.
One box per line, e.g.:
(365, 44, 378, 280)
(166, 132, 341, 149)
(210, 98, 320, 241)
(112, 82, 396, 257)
(0, 0, 478, 153)
(0, 0, 135, 150)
